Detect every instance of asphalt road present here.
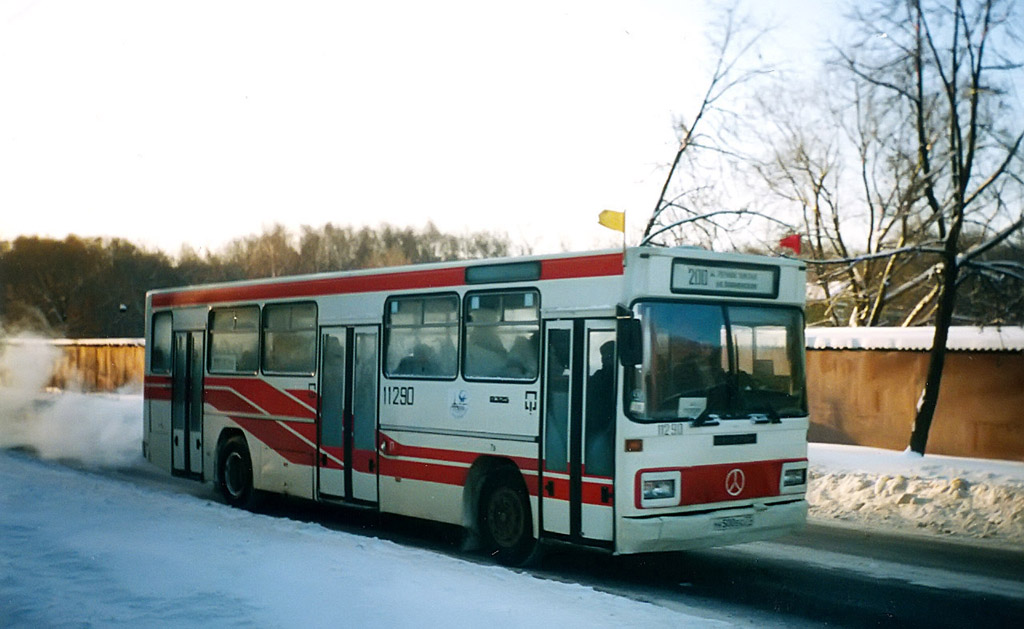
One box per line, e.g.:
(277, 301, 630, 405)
(525, 524, 1024, 628)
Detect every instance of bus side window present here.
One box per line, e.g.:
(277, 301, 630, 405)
(209, 306, 260, 374)
(150, 311, 173, 374)
(262, 302, 317, 375)
(463, 290, 540, 381)
(385, 294, 459, 379)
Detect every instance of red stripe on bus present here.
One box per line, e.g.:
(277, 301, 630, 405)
(633, 459, 806, 508)
(377, 435, 620, 503)
(151, 266, 466, 308)
(149, 253, 625, 308)
(231, 416, 316, 465)
(378, 455, 469, 487)
(143, 375, 173, 401)
(542, 474, 570, 500)
(351, 448, 376, 475)
(540, 253, 623, 280)
(288, 421, 317, 443)
(320, 445, 345, 470)
(204, 388, 263, 416)
(287, 388, 319, 408)
(206, 377, 316, 420)
(581, 477, 614, 506)
(540, 471, 613, 506)
(380, 434, 537, 472)
(144, 384, 172, 401)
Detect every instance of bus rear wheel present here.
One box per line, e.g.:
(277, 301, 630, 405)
(218, 436, 259, 510)
(479, 471, 534, 566)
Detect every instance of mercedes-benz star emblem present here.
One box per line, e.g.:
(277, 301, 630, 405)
(725, 468, 746, 496)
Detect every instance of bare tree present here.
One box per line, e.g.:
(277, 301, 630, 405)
(654, 1, 1022, 454)
(824, 0, 1023, 454)
(641, 3, 784, 248)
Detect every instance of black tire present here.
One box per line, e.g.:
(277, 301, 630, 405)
(479, 470, 535, 566)
(218, 436, 260, 510)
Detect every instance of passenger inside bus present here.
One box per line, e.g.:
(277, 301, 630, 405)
(466, 307, 508, 378)
(396, 343, 443, 376)
(505, 333, 538, 379)
(584, 339, 615, 478)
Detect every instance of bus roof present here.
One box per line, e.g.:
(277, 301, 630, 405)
(148, 246, 803, 309)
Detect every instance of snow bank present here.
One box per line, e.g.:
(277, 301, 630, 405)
(808, 444, 1024, 545)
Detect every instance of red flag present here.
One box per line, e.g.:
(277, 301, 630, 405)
(779, 234, 801, 255)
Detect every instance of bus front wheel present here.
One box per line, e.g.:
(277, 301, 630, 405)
(479, 471, 534, 565)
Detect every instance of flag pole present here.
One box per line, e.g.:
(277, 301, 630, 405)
(622, 210, 627, 257)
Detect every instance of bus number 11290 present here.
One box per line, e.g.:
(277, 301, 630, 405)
(383, 386, 415, 406)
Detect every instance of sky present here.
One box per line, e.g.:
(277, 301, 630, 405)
(0, 0, 843, 256)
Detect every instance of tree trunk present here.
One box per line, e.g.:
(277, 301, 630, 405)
(908, 251, 960, 454)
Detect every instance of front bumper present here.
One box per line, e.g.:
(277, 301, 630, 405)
(616, 499, 808, 555)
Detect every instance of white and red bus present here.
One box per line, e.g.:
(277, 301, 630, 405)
(143, 246, 809, 563)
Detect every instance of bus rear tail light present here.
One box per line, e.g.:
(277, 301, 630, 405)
(639, 471, 681, 508)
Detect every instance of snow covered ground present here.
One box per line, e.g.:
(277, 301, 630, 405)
(1, 448, 730, 628)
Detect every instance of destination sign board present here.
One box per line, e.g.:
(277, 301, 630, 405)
(670, 259, 779, 298)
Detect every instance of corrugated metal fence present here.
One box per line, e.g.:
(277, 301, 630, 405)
(807, 327, 1024, 462)
(1, 338, 144, 393)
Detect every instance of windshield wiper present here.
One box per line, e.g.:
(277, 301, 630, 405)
(691, 407, 720, 427)
(749, 399, 782, 424)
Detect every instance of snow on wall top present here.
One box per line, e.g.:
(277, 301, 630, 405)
(5, 327, 1024, 352)
(805, 326, 1024, 352)
(2, 338, 144, 347)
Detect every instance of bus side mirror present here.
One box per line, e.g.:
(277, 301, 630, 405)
(617, 315, 642, 367)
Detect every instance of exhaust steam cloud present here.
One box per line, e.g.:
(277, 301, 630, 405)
(0, 335, 143, 468)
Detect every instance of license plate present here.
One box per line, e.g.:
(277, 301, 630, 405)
(714, 514, 753, 530)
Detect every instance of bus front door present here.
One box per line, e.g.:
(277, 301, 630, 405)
(171, 330, 204, 478)
(541, 320, 615, 544)
(318, 326, 380, 504)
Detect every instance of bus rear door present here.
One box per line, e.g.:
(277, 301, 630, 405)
(171, 330, 204, 478)
(318, 325, 380, 504)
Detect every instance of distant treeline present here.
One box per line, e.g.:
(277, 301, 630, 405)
(0, 222, 515, 338)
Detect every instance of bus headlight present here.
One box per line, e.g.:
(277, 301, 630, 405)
(779, 462, 807, 493)
(639, 471, 681, 508)
(643, 478, 675, 500)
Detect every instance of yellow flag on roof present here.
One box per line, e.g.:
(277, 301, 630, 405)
(598, 210, 625, 233)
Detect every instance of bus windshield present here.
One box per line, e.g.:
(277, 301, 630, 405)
(625, 302, 806, 422)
